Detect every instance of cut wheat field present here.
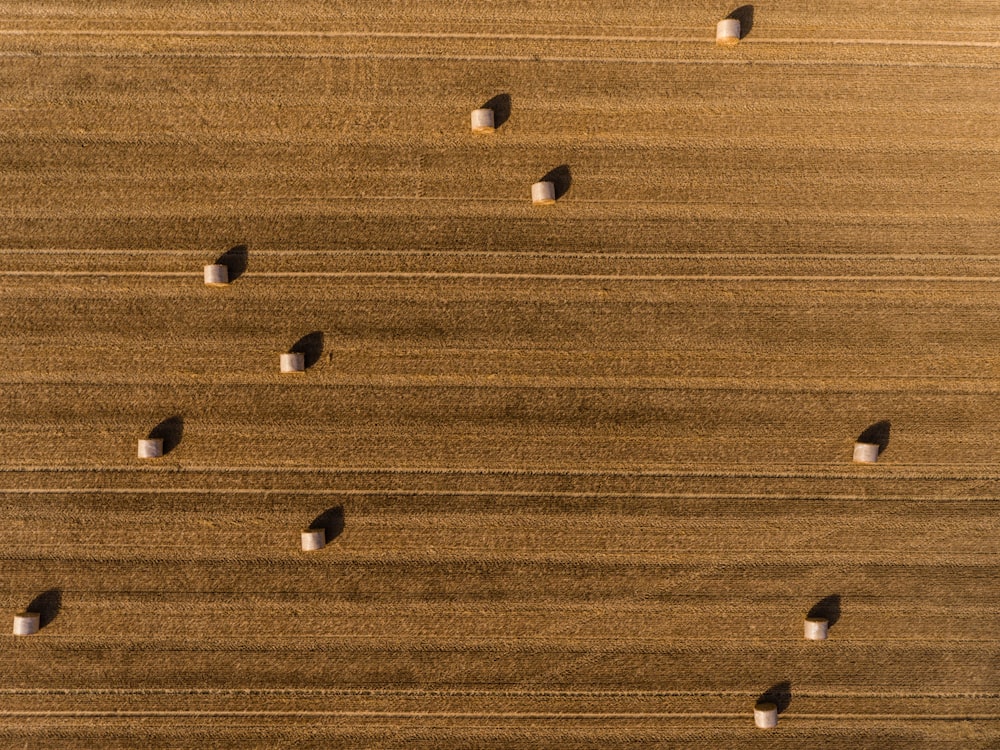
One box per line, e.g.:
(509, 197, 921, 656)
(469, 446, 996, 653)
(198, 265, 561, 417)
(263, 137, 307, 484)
(2, 1, 1000, 747)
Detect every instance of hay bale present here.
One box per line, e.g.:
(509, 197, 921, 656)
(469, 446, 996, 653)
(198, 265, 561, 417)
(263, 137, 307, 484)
(203, 264, 229, 286)
(716, 18, 741, 45)
(804, 617, 829, 640)
(531, 181, 556, 205)
(280, 352, 305, 373)
(471, 108, 495, 133)
(12, 611, 40, 636)
(753, 701, 778, 729)
(137, 438, 164, 459)
(853, 442, 879, 464)
(301, 528, 326, 551)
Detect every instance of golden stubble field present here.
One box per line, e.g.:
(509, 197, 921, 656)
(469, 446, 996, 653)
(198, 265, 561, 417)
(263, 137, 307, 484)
(2, 1, 1000, 747)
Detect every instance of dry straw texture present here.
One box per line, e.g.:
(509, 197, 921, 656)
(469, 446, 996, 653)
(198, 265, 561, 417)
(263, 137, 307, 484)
(2, 0, 1000, 747)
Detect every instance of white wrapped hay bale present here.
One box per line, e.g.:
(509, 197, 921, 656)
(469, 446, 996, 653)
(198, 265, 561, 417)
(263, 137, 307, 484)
(280, 352, 305, 373)
(531, 181, 556, 205)
(753, 701, 778, 729)
(203, 264, 229, 286)
(853, 442, 879, 464)
(137, 438, 163, 459)
(804, 617, 829, 641)
(12, 611, 40, 636)
(716, 18, 741, 45)
(471, 108, 495, 133)
(301, 528, 326, 551)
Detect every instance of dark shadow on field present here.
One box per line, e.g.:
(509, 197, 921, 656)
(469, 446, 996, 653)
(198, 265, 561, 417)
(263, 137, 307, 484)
(28, 588, 62, 629)
(727, 5, 754, 38)
(309, 506, 345, 543)
(541, 164, 572, 200)
(481, 93, 511, 128)
(291, 331, 324, 369)
(857, 420, 891, 455)
(757, 681, 791, 714)
(808, 594, 841, 628)
(214, 244, 249, 282)
(148, 415, 184, 455)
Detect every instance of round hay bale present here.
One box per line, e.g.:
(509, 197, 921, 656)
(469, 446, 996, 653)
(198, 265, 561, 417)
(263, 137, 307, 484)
(13, 611, 40, 636)
(137, 438, 164, 459)
(716, 18, 741, 45)
(280, 352, 305, 374)
(853, 442, 879, 464)
(301, 528, 326, 551)
(531, 181, 556, 205)
(471, 108, 495, 133)
(804, 617, 829, 641)
(753, 701, 778, 729)
(203, 264, 229, 286)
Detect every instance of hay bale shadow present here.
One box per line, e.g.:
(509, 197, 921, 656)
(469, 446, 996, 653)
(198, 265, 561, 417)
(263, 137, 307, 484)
(290, 331, 324, 369)
(309, 506, 345, 543)
(214, 244, 248, 282)
(148, 415, 184, 455)
(808, 594, 841, 628)
(727, 5, 754, 38)
(481, 93, 511, 128)
(857, 420, 891, 455)
(540, 165, 572, 200)
(28, 588, 62, 629)
(757, 681, 791, 714)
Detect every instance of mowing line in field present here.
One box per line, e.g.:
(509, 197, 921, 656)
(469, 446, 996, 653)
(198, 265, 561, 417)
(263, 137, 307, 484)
(5, 687, 1000, 699)
(7, 551, 995, 566)
(0, 709, 764, 721)
(0, 465, 995, 481)
(0, 51, 994, 71)
(1, 709, 999, 721)
(2, 28, 1000, 49)
(3, 488, 995, 500)
(0, 29, 719, 41)
(1, 202, 990, 222)
(0, 488, 934, 501)
(7, 249, 1000, 262)
(7, 270, 1000, 282)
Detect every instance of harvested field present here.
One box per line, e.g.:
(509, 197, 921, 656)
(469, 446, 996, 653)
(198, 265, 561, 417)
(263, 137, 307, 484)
(2, 1, 1000, 746)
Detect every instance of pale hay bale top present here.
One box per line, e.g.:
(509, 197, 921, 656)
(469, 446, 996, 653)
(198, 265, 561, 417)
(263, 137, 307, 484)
(716, 18, 741, 46)
(531, 181, 556, 205)
(471, 108, 495, 133)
